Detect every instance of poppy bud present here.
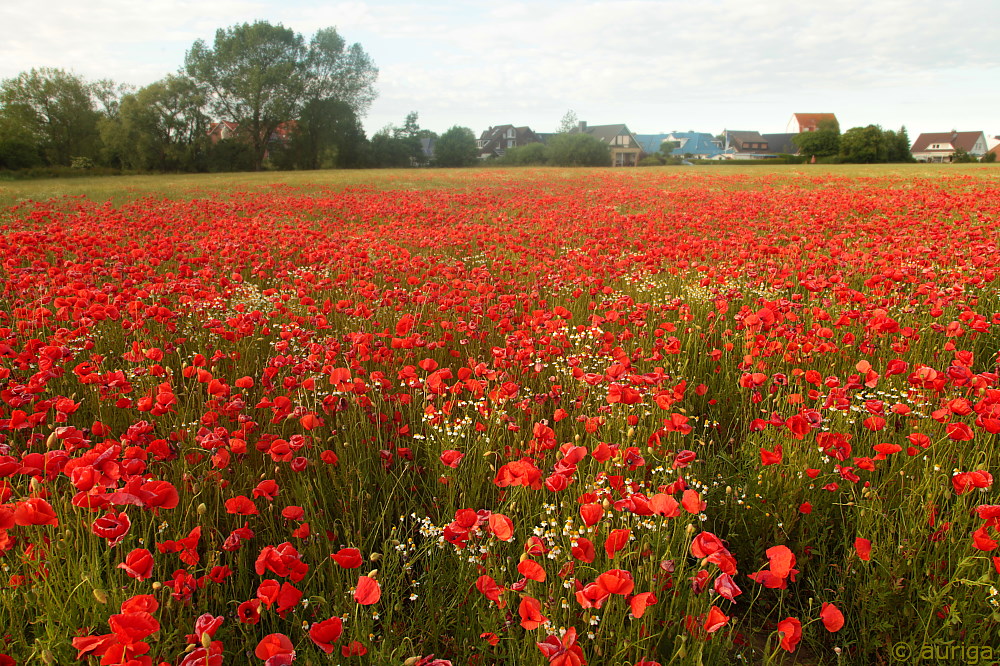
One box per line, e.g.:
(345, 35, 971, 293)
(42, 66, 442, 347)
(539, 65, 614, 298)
(369, 552, 382, 562)
(519, 552, 530, 562)
(601, 499, 611, 510)
(93, 588, 108, 604)
(201, 632, 212, 649)
(627, 427, 635, 438)
(404, 658, 419, 666)
(574, 434, 581, 441)
(152, 582, 162, 591)
(197, 503, 207, 515)
(685, 523, 696, 535)
(46, 431, 57, 448)
(367, 569, 378, 579)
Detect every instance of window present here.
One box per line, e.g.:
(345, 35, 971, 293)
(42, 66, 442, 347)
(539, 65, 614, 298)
(507, 139, 514, 148)
(505, 128, 515, 139)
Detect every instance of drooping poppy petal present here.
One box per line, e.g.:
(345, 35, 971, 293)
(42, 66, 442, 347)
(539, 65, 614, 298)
(354, 575, 381, 605)
(820, 602, 844, 632)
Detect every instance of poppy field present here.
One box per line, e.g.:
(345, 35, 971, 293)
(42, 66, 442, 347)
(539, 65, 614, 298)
(1, 166, 999, 665)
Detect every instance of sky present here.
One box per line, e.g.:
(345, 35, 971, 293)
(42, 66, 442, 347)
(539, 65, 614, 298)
(2, 0, 999, 141)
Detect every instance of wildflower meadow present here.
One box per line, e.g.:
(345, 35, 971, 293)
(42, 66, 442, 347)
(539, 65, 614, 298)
(1, 166, 999, 665)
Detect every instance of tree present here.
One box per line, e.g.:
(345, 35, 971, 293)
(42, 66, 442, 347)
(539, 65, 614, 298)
(101, 74, 209, 171)
(498, 142, 547, 165)
(393, 112, 428, 165)
(280, 98, 367, 169)
(885, 126, 914, 163)
(839, 125, 889, 163)
(185, 21, 377, 170)
(545, 133, 611, 166)
(558, 109, 579, 134)
(0, 68, 103, 165)
(433, 126, 477, 167)
(793, 118, 840, 158)
(951, 148, 976, 163)
(369, 127, 413, 168)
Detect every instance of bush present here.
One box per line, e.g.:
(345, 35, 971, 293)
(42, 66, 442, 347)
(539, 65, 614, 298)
(498, 142, 547, 166)
(545, 133, 611, 167)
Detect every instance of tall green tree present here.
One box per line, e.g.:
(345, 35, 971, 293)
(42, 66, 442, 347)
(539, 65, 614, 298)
(433, 126, 477, 167)
(793, 118, 840, 158)
(558, 109, 579, 134)
(280, 98, 367, 169)
(101, 74, 209, 171)
(185, 21, 377, 171)
(884, 126, 915, 163)
(0, 68, 103, 165)
(840, 125, 889, 163)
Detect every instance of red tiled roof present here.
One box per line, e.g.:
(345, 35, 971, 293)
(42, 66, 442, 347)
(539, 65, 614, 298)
(793, 113, 837, 131)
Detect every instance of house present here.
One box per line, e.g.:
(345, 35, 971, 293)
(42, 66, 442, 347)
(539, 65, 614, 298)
(911, 131, 989, 162)
(476, 124, 542, 159)
(786, 113, 838, 134)
(419, 137, 436, 164)
(572, 121, 642, 166)
(761, 133, 798, 155)
(635, 132, 726, 159)
(207, 121, 240, 143)
(722, 130, 777, 159)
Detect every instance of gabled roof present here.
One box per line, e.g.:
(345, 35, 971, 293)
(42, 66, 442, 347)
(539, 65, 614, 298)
(792, 113, 837, 131)
(580, 124, 634, 144)
(762, 133, 798, 154)
(911, 131, 985, 153)
(635, 134, 671, 154)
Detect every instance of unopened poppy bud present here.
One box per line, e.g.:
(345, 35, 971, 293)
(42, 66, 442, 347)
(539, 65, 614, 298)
(152, 582, 162, 591)
(627, 427, 635, 438)
(93, 588, 108, 604)
(685, 523, 696, 535)
(369, 552, 382, 562)
(367, 569, 378, 579)
(519, 552, 530, 562)
(403, 658, 419, 666)
(601, 499, 611, 510)
(46, 431, 57, 448)
(574, 434, 581, 441)
(725, 486, 732, 494)
(197, 503, 207, 515)
(201, 632, 212, 649)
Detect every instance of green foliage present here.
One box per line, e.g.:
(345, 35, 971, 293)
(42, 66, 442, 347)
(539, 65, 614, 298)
(204, 138, 255, 172)
(793, 118, 840, 157)
(0, 67, 104, 165)
(432, 126, 477, 167)
(0, 114, 41, 169)
(185, 21, 376, 171)
(276, 98, 368, 170)
(100, 74, 210, 172)
(369, 128, 413, 168)
(557, 109, 579, 134)
(545, 132, 611, 166)
(496, 142, 547, 165)
(983, 151, 997, 163)
(840, 125, 889, 163)
(885, 126, 915, 163)
(951, 147, 977, 163)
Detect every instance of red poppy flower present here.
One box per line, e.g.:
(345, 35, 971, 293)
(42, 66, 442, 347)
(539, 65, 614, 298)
(354, 575, 381, 605)
(604, 528, 631, 558)
(704, 605, 729, 633)
(518, 558, 546, 582)
(777, 617, 802, 652)
(309, 617, 343, 653)
(13, 497, 58, 526)
(854, 537, 872, 561)
(255, 633, 294, 661)
(118, 548, 154, 580)
(518, 595, 547, 630)
(489, 513, 514, 541)
(820, 602, 844, 632)
(342, 641, 367, 657)
(332, 547, 364, 569)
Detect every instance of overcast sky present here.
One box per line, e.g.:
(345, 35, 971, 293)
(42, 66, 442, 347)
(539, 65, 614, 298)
(2, 0, 999, 140)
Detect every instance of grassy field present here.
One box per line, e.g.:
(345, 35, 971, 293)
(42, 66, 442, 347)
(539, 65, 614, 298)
(1, 166, 999, 665)
(2, 163, 999, 207)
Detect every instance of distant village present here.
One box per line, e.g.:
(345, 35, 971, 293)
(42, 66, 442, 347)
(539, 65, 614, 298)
(467, 114, 999, 166)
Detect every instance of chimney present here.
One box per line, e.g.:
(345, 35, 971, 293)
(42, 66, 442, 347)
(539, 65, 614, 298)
(578, 120, 587, 132)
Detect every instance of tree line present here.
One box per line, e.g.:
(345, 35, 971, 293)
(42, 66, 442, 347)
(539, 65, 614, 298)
(0, 21, 484, 174)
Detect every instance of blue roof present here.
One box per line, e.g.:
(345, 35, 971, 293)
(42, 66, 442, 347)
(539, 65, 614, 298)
(668, 132, 725, 157)
(634, 132, 724, 157)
